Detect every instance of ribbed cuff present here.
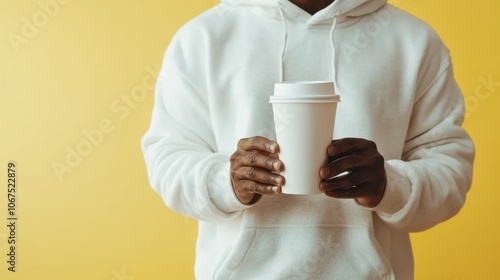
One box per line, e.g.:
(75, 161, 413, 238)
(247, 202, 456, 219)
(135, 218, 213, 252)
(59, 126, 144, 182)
(370, 160, 412, 215)
(207, 161, 258, 214)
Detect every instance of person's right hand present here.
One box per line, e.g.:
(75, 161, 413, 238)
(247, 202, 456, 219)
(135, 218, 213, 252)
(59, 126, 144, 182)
(230, 136, 285, 204)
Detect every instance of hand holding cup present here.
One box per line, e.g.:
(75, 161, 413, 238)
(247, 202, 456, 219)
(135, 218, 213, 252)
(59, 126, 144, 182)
(319, 138, 387, 208)
(230, 136, 285, 204)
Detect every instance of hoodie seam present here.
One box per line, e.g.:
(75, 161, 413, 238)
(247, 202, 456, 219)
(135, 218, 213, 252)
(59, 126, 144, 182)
(413, 59, 452, 105)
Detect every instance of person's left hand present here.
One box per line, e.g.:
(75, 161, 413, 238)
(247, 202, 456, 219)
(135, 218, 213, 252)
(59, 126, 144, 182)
(319, 138, 386, 208)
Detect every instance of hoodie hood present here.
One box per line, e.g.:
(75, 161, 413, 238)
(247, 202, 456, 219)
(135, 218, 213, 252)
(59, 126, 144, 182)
(221, 0, 387, 25)
(220, 0, 388, 83)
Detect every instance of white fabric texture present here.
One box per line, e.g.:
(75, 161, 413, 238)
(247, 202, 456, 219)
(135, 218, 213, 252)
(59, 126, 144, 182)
(141, 0, 475, 279)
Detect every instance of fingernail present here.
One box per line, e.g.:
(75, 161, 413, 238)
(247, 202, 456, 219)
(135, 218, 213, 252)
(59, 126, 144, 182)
(328, 146, 335, 156)
(320, 168, 329, 178)
(273, 161, 280, 171)
(269, 143, 277, 152)
(274, 176, 283, 185)
(272, 186, 279, 193)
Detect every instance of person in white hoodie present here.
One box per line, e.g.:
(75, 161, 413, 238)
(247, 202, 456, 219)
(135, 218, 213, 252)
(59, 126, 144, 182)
(141, 0, 475, 279)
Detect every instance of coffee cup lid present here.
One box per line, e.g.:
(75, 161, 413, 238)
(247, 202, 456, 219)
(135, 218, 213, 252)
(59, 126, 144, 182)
(274, 81, 335, 97)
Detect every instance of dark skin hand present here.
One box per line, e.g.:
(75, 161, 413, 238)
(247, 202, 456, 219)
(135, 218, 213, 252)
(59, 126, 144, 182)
(230, 136, 386, 207)
(230, 137, 285, 204)
(320, 138, 386, 208)
(290, 0, 335, 15)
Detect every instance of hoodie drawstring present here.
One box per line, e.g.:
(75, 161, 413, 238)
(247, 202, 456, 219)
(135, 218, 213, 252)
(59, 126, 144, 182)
(329, 15, 339, 89)
(277, 5, 343, 87)
(278, 7, 288, 82)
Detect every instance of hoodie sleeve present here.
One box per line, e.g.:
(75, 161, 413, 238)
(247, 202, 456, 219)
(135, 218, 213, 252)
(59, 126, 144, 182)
(141, 29, 254, 223)
(371, 46, 475, 232)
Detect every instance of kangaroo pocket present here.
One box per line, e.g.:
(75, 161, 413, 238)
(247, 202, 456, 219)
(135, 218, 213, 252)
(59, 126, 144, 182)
(213, 195, 394, 280)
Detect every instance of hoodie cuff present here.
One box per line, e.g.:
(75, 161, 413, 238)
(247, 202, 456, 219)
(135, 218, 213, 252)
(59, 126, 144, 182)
(370, 160, 412, 215)
(207, 161, 257, 214)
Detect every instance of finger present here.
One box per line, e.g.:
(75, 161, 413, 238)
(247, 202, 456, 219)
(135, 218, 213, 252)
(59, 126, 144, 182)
(320, 167, 378, 192)
(239, 180, 281, 195)
(320, 154, 365, 179)
(327, 138, 377, 159)
(235, 166, 285, 186)
(238, 136, 279, 154)
(240, 151, 284, 172)
(324, 179, 384, 199)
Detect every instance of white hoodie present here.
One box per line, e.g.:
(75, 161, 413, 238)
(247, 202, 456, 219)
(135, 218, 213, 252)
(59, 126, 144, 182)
(141, 0, 475, 279)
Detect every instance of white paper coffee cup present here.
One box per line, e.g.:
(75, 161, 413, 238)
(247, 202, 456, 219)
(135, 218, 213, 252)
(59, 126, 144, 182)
(270, 81, 340, 195)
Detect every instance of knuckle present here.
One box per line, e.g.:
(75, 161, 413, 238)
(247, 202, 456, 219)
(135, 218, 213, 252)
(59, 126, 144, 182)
(230, 154, 244, 168)
(247, 151, 259, 164)
(230, 169, 237, 179)
(375, 155, 385, 166)
(351, 172, 362, 185)
(349, 156, 359, 168)
(366, 140, 377, 150)
(249, 136, 259, 149)
(229, 153, 238, 164)
(249, 182, 259, 193)
(246, 168, 256, 179)
(345, 138, 356, 149)
(368, 154, 384, 167)
(264, 174, 274, 183)
(237, 138, 247, 148)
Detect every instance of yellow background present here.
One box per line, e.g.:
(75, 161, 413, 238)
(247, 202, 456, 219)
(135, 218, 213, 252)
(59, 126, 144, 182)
(0, 0, 498, 279)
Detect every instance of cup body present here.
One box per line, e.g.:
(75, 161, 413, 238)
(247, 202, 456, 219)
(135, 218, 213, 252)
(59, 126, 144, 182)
(270, 81, 340, 195)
